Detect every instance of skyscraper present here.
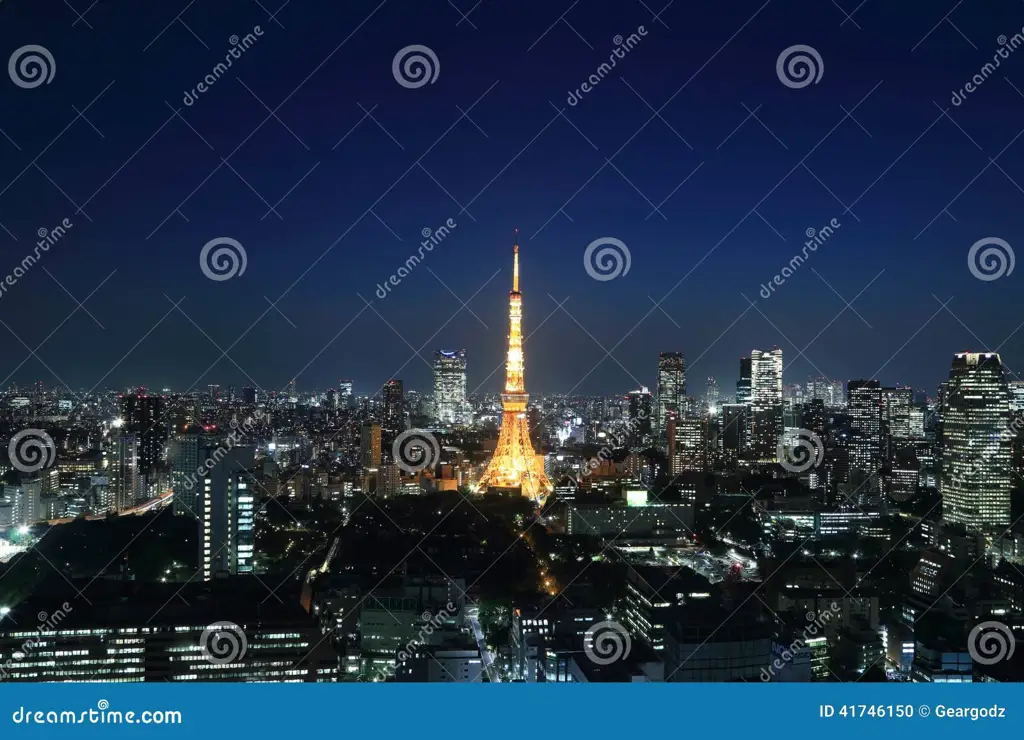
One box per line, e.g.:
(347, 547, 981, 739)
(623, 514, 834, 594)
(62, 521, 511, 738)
(736, 357, 752, 405)
(108, 435, 139, 513)
(627, 387, 654, 450)
(120, 393, 168, 473)
(339, 380, 354, 408)
(360, 423, 382, 495)
(847, 380, 882, 474)
(808, 377, 846, 408)
(705, 376, 720, 411)
(381, 379, 404, 453)
(882, 386, 913, 459)
(670, 413, 706, 473)
(477, 236, 552, 502)
(941, 352, 1012, 534)
(360, 423, 382, 468)
(434, 350, 468, 425)
(169, 429, 212, 518)
(720, 403, 749, 463)
(657, 352, 686, 434)
(199, 445, 256, 581)
(750, 349, 783, 463)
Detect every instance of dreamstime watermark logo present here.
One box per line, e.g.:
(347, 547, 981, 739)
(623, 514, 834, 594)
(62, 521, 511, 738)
(183, 27, 264, 105)
(584, 237, 631, 281)
(778, 428, 824, 473)
(199, 621, 247, 664)
(0, 603, 73, 681)
(180, 410, 265, 491)
(8, 45, 55, 89)
(584, 620, 631, 665)
(967, 620, 1016, 665)
(0, 218, 73, 301)
(952, 29, 1024, 106)
(376, 218, 457, 298)
(760, 218, 840, 298)
(567, 27, 648, 106)
(376, 602, 455, 680)
(968, 237, 1014, 281)
(776, 45, 823, 89)
(392, 429, 441, 475)
(200, 237, 247, 281)
(8, 429, 56, 473)
(392, 45, 439, 89)
(761, 601, 841, 681)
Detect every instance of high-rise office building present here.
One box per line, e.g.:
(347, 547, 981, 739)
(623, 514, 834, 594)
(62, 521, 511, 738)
(808, 377, 846, 408)
(736, 357, 752, 405)
(941, 352, 1012, 534)
(169, 429, 213, 518)
(627, 387, 654, 450)
(120, 393, 168, 473)
(381, 379, 405, 451)
(657, 352, 687, 433)
(339, 380, 354, 408)
(705, 377, 720, 411)
(108, 435, 139, 512)
(750, 349, 783, 463)
(671, 413, 706, 473)
(361, 423, 382, 469)
(242, 386, 258, 405)
(847, 380, 882, 474)
(199, 445, 256, 581)
(434, 350, 468, 425)
(720, 403, 749, 463)
(881, 386, 914, 468)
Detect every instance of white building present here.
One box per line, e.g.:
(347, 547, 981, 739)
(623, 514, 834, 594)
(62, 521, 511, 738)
(433, 350, 468, 425)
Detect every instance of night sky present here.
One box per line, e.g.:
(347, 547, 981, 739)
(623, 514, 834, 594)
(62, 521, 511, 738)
(1, 0, 1023, 399)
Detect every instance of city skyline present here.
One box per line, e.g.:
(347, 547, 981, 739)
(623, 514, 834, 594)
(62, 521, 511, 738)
(3, 0, 1024, 689)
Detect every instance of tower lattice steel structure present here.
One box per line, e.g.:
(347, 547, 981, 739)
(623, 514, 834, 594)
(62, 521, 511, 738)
(477, 235, 552, 503)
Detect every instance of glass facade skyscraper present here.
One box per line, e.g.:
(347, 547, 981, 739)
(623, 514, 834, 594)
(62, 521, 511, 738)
(657, 352, 686, 435)
(941, 352, 1012, 534)
(750, 349, 783, 463)
(434, 350, 468, 425)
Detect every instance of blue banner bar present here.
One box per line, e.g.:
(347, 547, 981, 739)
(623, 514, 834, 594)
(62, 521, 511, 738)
(1, 685, 1021, 738)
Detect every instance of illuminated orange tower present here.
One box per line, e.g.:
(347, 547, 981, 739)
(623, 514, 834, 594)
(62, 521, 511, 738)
(477, 233, 553, 503)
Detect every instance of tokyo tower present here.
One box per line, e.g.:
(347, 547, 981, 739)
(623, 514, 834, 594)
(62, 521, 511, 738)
(476, 233, 553, 503)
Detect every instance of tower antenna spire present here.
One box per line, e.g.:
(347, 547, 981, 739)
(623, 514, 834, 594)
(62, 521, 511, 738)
(512, 229, 520, 293)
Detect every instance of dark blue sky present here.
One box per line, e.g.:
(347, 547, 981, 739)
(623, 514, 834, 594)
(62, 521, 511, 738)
(1, 0, 1023, 399)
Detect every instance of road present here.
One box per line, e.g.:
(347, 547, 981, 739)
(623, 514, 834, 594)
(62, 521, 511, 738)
(466, 607, 500, 683)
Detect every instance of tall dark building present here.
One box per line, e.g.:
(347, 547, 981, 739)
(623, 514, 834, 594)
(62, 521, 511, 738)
(120, 393, 168, 473)
(657, 352, 686, 435)
(720, 403, 749, 463)
(627, 387, 654, 450)
(242, 386, 258, 405)
(381, 379, 405, 454)
(736, 357, 752, 405)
